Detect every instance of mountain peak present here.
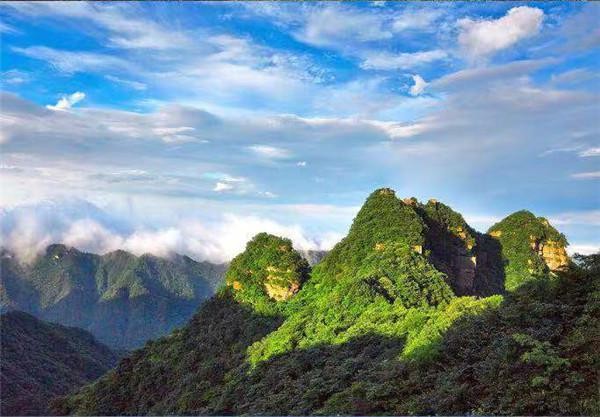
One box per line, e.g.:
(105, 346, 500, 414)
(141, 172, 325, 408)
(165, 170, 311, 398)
(488, 210, 569, 290)
(225, 233, 309, 312)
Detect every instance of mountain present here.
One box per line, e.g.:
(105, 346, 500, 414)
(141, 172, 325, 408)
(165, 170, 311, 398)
(0, 245, 226, 350)
(0, 311, 118, 416)
(53, 188, 599, 415)
(488, 210, 570, 291)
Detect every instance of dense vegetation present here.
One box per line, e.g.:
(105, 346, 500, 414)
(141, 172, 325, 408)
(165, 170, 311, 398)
(488, 210, 569, 291)
(225, 233, 309, 314)
(316, 188, 425, 281)
(0, 245, 226, 349)
(54, 188, 598, 415)
(1, 311, 117, 416)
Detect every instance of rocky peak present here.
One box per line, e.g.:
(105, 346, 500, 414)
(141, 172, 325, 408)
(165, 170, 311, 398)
(532, 238, 569, 271)
(488, 210, 569, 290)
(225, 233, 309, 308)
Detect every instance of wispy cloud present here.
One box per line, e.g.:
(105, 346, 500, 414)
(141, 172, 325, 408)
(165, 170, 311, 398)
(361, 50, 447, 71)
(571, 171, 600, 180)
(105, 75, 147, 91)
(13, 46, 134, 74)
(249, 145, 292, 159)
(579, 148, 600, 158)
(46, 91, 86, 111)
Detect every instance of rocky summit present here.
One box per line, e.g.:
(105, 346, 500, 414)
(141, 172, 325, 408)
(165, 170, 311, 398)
(52, 188, 599, 417)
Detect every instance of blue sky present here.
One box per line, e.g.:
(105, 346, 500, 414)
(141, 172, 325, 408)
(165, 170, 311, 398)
(0, 1, 598, 262)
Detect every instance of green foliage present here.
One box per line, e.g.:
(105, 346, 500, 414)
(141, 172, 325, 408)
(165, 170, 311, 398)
(488, 210, 568, 291)
(225, 233, 309, 314)
(315, 188, 425, 281)
(0, 311, 117, 416)
(356, 242, 454, 308)
(247, 240, 464, 366)
(512, 333, 570, 387)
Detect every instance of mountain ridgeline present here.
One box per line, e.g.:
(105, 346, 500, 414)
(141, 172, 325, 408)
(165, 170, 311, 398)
(0, 245, 226, 350)
(54, 188, 599, 416)
(53, 189, 600, 415)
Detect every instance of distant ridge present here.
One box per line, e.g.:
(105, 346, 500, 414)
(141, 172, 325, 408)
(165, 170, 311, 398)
(0, 244, 226, 349)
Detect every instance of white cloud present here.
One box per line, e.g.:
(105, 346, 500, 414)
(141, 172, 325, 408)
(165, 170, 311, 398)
(549, 210, 600, 226)
(0, 199, 341, 263)
(579, 148, 600, 157)
(4, 2, 191, 51)
(0, 21, 18, 34)
(409, 74, 428, 96)
(458, 6, 544, 59)
(213, 182, 234, 192)
(571, 171, 600, 180)
(105, 75, 147, 91)
(297, 6, 392, 49)
(46, 91, 86, 111)
(567, 244, 599, 256)
(361, 50, 447, 70)
(259, 191, 277, 199)
(249, 144, 291, 159)
(297, 161, 307, 167)
(151, 126, 198, 143)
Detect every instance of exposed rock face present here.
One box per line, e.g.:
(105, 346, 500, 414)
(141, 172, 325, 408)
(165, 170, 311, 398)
(378, 188, 395, 196)
(263, 266, 301, 301)
(540, 240, 570, 271)
(412, 245, 423, 254)
(264, 280, 300, 301)
(530, 236, 569, 271)
(415, 199, 479, 295)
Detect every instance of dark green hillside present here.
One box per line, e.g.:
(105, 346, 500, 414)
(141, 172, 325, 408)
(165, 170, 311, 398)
(53, 290, 282, 415)
(55, 254, 600, 416)
(53, 189, 598, 416)
(0, 245, 226, 349)
(0, 311, 117, 416)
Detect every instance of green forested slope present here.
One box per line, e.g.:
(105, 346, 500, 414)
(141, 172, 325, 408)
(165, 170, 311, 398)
(53, 188, 599, 416)
(0, 311, 117, 416)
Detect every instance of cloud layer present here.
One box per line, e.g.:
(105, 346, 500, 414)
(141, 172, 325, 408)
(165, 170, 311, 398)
(1, 2, 598, 258)
(0, 199, 342, 263)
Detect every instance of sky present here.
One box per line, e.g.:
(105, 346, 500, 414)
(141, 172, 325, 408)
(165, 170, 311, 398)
(0, 1, 599, 263)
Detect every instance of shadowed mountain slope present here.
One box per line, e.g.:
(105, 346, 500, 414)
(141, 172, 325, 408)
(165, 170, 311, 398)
(0, 311, 117, 416)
